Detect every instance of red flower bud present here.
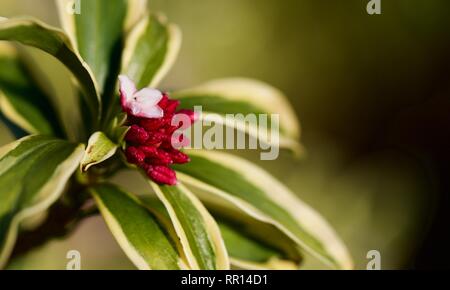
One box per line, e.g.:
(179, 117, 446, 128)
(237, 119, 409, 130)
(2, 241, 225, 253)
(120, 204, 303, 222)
(146, 165, 177, 186)
(168, 149, 190, 164)
(125, 146, 146, 165)
(140, 146, 173, 165)
(125, 125, 149, 144)
(145, 131, 166, 145)
(139, 118, 166, 131)
(165, 100, 181, 115)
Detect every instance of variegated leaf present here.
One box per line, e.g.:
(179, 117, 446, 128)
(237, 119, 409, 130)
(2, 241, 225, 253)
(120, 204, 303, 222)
(141, 195, 300, 270)
(90, 183, 186, 270)
(80, 132, 118, 172)
(0, 43, 63, 137)
(150, 182, 229, 270)
(174, 150, 353, 269)
(0, 135, 84, 268)
(121, 13, 181, 88)
(0, 17, 100, 119)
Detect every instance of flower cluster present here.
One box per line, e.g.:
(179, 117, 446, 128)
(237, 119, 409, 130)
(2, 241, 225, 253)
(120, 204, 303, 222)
(119, 76, 195, 185)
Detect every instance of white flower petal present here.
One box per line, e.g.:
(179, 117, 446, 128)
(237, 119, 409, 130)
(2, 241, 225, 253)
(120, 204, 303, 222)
(119, 75, 137, 103)
(132, 103, 164, 118)
(134, 88, 163, 105)
(119, 76, 164, 119)
(142, 104, 164, 118)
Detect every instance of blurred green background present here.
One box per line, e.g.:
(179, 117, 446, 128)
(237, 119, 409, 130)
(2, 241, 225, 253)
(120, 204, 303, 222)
(1, 0, 449, 269)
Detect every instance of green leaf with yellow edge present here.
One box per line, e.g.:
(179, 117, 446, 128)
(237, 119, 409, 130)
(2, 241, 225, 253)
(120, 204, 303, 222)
(80, 132, 117, 172)
(172, 78, 302, 154)
(174, 150, 353, 270)
(56, 0, 146, 111)
(0, 17, 100, 120)
(140, 195, 299, 270)
(189, 189, 304, 269)
(0, 135, 84, 268)
(218, 220, 299, 270)
(90, 183, 187, 270)
(121, 13, 181, 88)
(0, 43, 63, 137)
(150, 182, 229, 270)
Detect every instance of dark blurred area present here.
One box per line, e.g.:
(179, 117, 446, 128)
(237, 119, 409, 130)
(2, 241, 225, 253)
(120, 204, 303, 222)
(1, 0, 449, 269)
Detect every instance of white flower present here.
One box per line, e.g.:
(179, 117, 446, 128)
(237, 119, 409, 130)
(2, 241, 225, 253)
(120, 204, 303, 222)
(119, 75, 164, 118)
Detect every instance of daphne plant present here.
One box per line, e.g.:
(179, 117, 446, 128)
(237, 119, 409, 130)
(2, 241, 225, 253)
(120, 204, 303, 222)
(0, 0, 352, 270)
